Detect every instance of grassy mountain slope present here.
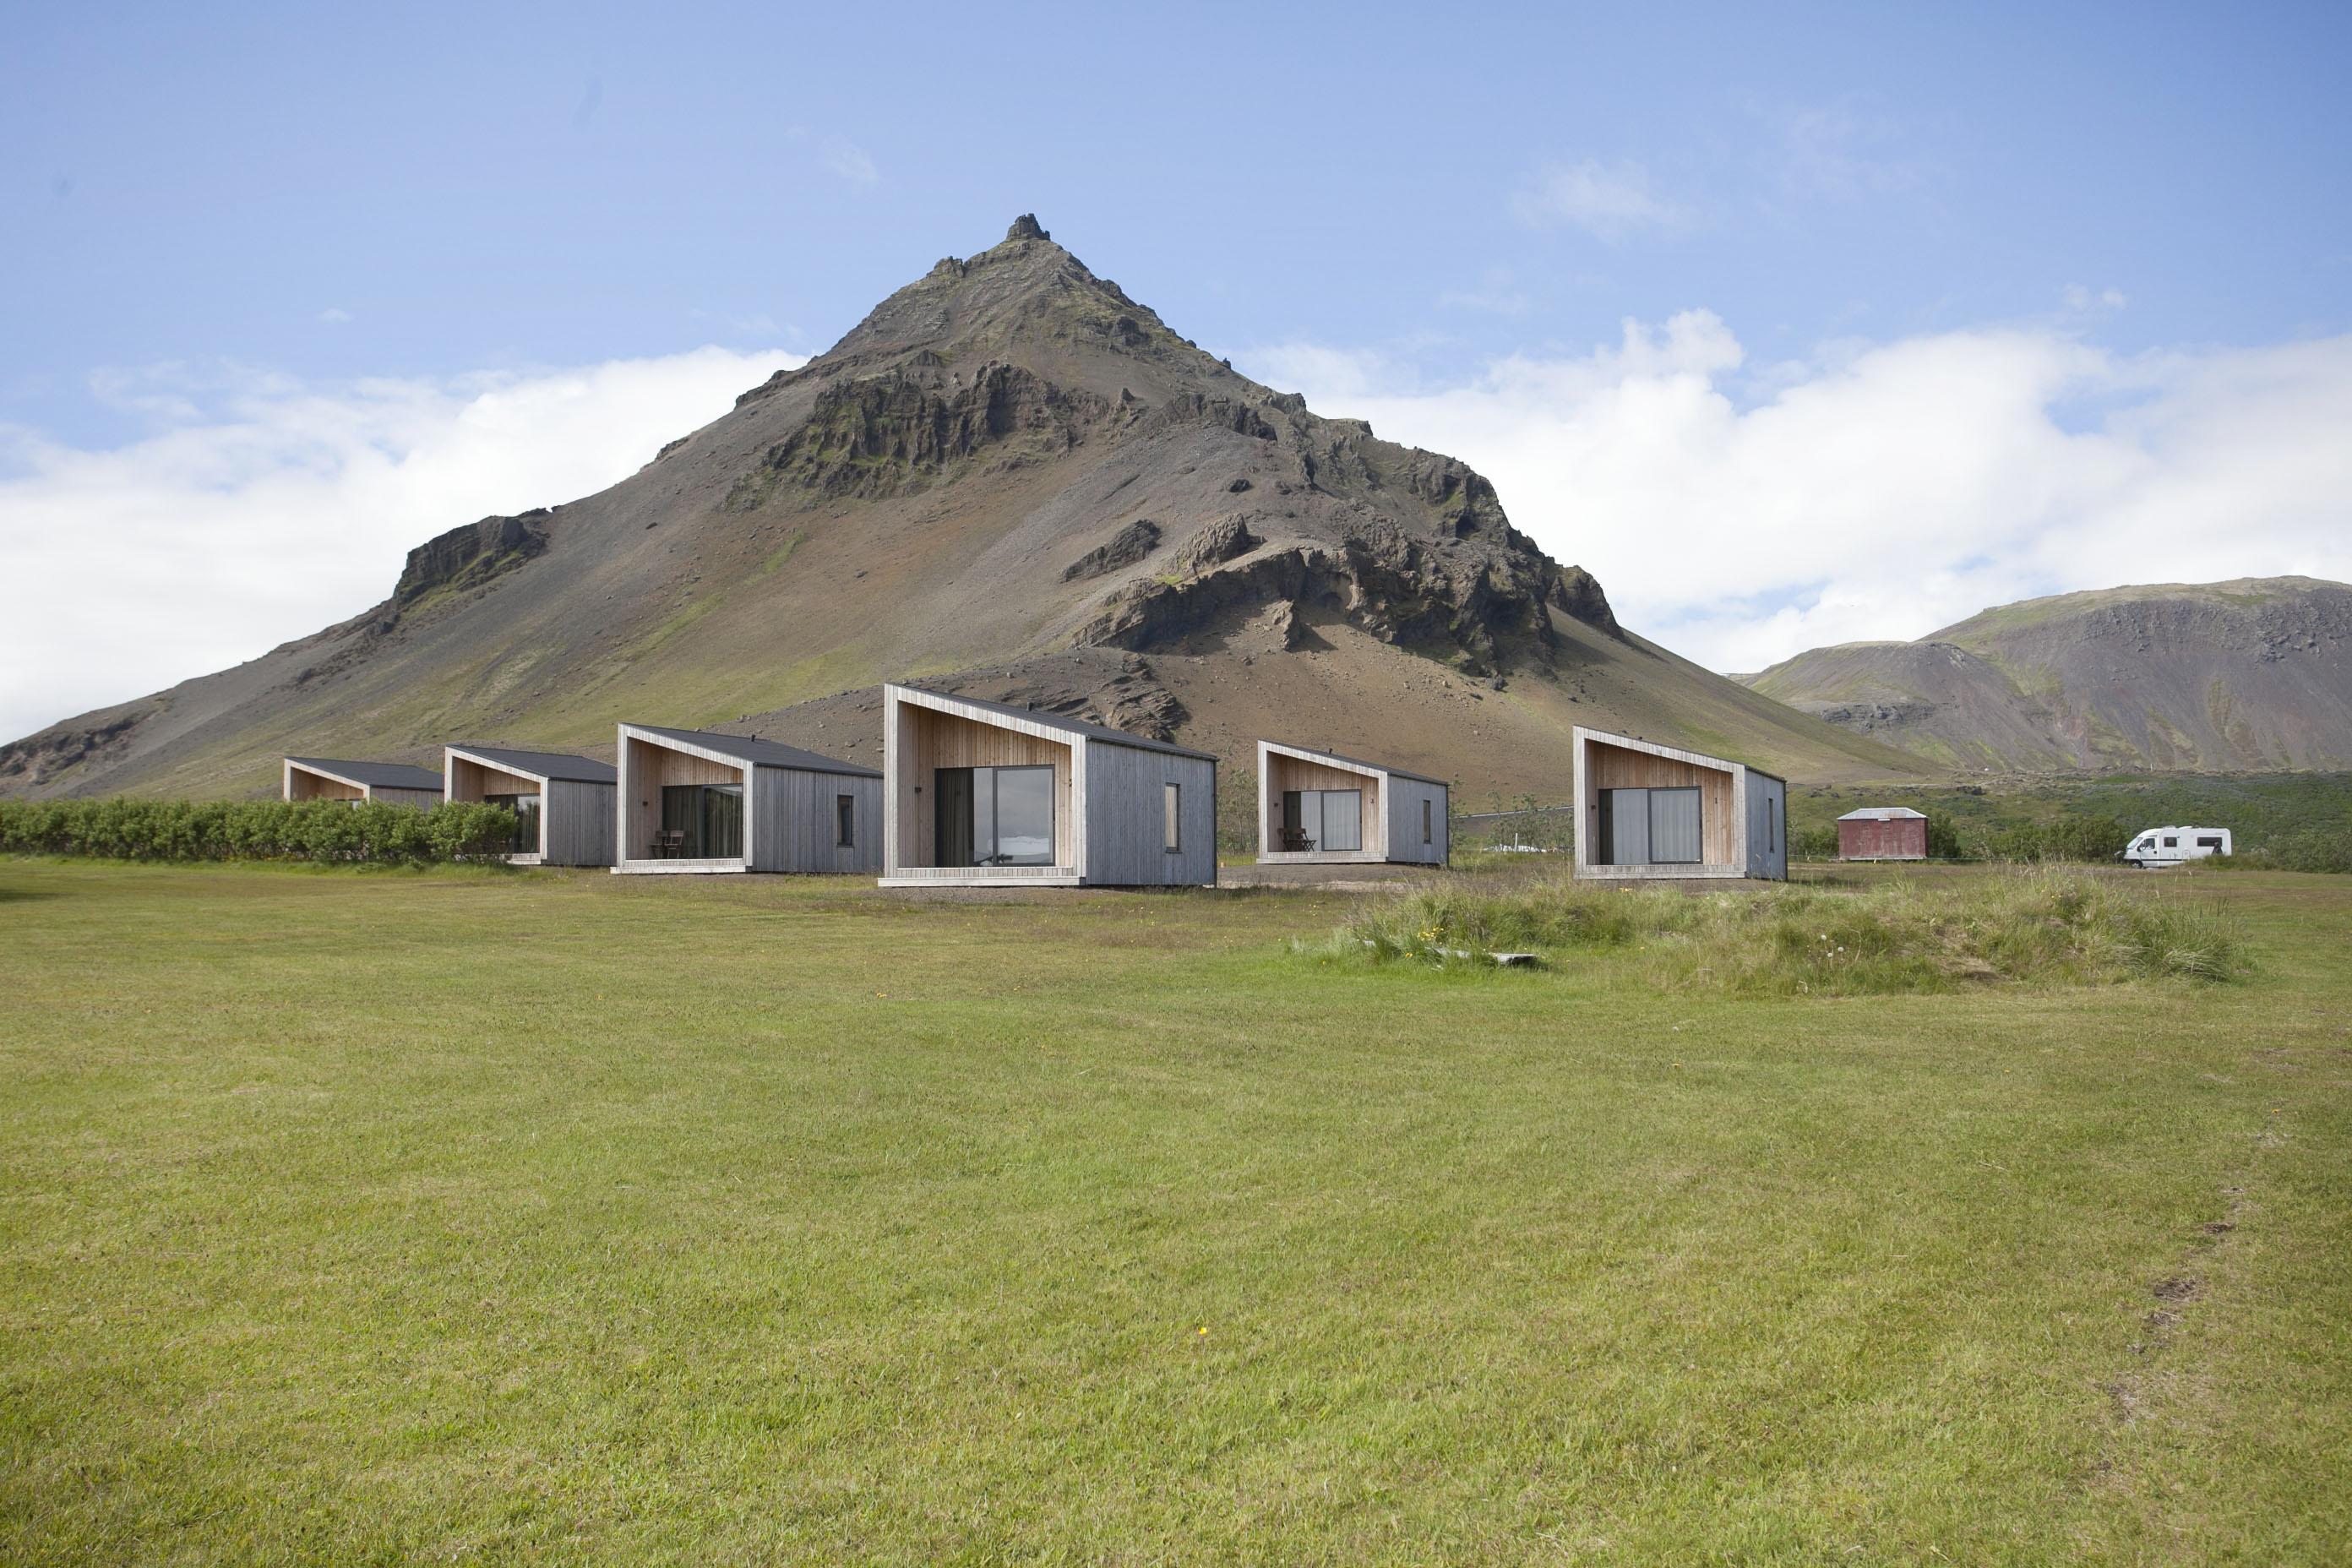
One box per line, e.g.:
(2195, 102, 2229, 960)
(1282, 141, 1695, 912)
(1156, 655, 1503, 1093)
(2, 217, 1924, 800)
(1745, 577, 2352, 773)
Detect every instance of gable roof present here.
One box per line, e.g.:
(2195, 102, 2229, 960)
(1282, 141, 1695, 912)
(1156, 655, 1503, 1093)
(1261, 739, 1446, 788)
(1838, 806, 1928, 821)
(286, 757, 443, 791)
(448, 744, 617, 785)
(890, 684, 1217, 761)
(623, 724, 881, 778)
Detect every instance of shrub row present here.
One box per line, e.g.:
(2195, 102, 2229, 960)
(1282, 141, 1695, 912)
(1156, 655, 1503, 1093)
(0, 798, 520, 864)
(1315, 866, 2247, 994)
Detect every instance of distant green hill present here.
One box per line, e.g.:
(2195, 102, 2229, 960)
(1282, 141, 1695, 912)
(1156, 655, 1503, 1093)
(1745, 578, 2352, 773)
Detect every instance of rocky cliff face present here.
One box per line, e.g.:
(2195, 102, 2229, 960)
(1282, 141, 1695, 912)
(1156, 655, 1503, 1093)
(1745, 577, 2352, 771)
(3, 215, 1916, 801)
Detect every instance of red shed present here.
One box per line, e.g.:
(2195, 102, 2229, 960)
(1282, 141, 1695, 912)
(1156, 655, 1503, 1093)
(1838, 807, 1929, 861)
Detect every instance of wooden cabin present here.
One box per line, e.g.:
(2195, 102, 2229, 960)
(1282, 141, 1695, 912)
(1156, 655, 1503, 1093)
(1255, 741, 1448, 866)
(879, 684, 1217, 888)
(613, 724, 881, 875)
(443, 744, 618, 867)
(1838, 806, 1929, 861)
(282, 756, 442, 809)
(1570, 727, 1787, 881)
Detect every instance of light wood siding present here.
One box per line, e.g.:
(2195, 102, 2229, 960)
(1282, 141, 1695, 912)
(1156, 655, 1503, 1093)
(543, 778, 617, 867)
(618, 735, 747, 869)
(750, 765, 882, 874)
(1261, 752, 1385, 858)
(1381, 775, 1450, 866)
(284, 763, 363, 803)
(1588, 741, 1735, 866)
(888, 700, 1076, 870)
(1081, 741, 1217, 886)
(446, 757, 539, 800)
(372, 786, 442, 809)
(1571, 727, 1785, 880)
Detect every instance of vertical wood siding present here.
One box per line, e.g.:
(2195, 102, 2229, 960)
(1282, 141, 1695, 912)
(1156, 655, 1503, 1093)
(750, 767, 882, 874)
(887, 699, 1076, 870)
(1744, 775, 1789, 879)
(1381, 776, 1450, 866)
(618, 737, 746, 868)
(543, 779, 617, 867)
(1588, 743, 1736, 865)
(1081, 742, 1217, 886)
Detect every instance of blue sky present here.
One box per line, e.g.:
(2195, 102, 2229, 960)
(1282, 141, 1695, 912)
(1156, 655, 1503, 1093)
(3, 1, 2349, 736)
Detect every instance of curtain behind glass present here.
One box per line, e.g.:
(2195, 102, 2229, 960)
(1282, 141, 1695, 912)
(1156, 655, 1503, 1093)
(705, 785, 743, 859)
(1320, 789, 1362, 852)
(1648, 787, 1701, 863)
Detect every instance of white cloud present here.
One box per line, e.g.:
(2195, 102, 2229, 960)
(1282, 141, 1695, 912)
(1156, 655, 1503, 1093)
(0, 346, 803, 741)
(1512, 159, 1689, 241)
(317, 307, 353, 324)
(2061, 283, 2128, 313)
(820, 135, 879, 184)
(1772, 104, 1922, 201)
(1247, 317, 2352, 674)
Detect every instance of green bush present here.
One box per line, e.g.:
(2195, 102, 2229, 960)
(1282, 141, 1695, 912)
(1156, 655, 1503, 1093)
(1312, 866, 2247, 994)
(2210, 825, 2352, 875)
(1974, 814, 2132, 863)
(0, 798, 519, 865)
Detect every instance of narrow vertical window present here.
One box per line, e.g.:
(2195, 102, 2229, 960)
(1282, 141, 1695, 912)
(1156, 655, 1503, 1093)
(1164, 781, 1181, 852)
(836, 793, 855, 848)
(1422, 798, 1432, 845)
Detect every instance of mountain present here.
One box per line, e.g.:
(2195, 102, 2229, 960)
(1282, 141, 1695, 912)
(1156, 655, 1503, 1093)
(1743, 577, 2352, 772)
(1, 217, 1923, 803)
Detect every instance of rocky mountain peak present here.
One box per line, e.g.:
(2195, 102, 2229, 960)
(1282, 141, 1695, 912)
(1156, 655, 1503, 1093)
(1005, 213, 1050, 242)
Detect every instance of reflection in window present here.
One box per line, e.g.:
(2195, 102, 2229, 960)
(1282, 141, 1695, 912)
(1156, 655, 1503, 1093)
(1164, 781, 1180, 852)
(662, 782, 743, 858)
(485, 792, 541, 855)
(934, 765, 1054, 867)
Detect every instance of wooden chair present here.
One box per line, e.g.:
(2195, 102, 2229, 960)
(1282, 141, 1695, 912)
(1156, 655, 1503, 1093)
(1279, 828, 1316, 852)
(651, 828, 687, 858)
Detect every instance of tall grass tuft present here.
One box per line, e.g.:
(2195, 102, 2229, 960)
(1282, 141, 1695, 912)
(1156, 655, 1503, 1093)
(1315, 867, 2249, 994)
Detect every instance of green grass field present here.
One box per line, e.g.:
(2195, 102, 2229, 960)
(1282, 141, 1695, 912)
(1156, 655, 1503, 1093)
(3, 859, 2347, 1563)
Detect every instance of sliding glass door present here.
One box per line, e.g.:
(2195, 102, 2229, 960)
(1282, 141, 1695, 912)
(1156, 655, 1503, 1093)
(934, 765, 1055, 866)
(662, 782, 743, 858)
(1281, 788, 1363, 852)
(1599, 786, 1702, 865)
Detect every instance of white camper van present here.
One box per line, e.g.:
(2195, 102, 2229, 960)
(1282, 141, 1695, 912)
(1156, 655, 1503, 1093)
(2121, 825, 2232, 868)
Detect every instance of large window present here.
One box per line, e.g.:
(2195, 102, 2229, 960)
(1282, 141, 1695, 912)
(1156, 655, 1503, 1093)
(934, 765, 1054, 867)
(1599, 786, 1702, 865)
(662, 782, 743, 859)
(1282, 788, 1362, 852)
(486, 792, 540, 855)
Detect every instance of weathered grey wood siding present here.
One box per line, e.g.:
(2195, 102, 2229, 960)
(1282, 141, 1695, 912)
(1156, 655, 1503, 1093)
(1382, 775, 1450, 866)
(1081, 740, 1217, 887)
(750, 765, 882, 874)
(1743, 772, 1788, 881)
(543, 779, 617, 867)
